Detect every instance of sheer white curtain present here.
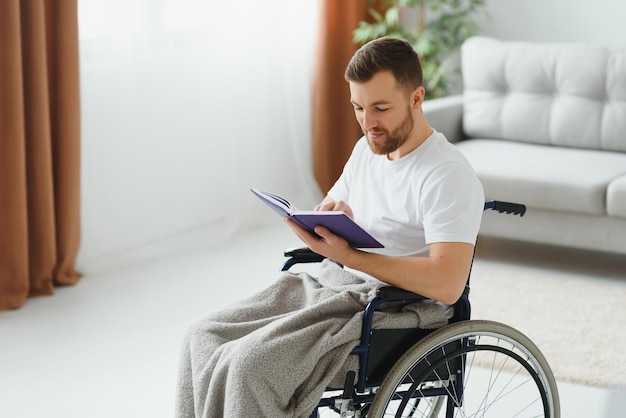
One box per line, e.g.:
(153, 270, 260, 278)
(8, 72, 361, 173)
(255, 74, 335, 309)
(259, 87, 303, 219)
(77, 0, 320, 270)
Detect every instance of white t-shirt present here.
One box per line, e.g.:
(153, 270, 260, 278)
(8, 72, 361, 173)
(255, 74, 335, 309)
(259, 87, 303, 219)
(328, 129, 484, 286)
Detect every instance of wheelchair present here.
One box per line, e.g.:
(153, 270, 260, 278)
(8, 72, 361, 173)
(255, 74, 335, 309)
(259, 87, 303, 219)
(281, 201, 560, 418)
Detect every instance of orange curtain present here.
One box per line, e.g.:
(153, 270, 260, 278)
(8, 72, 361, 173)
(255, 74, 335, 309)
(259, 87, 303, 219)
(312, 0, 386, 194)
(0, 0, 81, 311)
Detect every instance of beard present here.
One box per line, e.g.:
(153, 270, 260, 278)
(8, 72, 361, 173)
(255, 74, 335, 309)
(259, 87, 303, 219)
(364, 106, 414, 155)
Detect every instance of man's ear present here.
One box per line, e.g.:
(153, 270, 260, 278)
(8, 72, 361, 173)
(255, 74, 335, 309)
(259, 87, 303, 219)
(411, 86, 426, 108)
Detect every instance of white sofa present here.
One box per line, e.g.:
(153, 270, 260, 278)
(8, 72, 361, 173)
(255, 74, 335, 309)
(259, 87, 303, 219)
(424, 36, 626, 255)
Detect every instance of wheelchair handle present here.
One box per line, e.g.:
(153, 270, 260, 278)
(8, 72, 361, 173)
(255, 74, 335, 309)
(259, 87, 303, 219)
(484, 201, 526, 217)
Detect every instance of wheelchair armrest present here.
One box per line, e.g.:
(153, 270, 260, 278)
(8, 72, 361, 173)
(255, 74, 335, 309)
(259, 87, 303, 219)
(375, 286, 429, 301)
(283, 247, 323, 258)
(376, 285, 470, 302)
(281, 247, 326, 271)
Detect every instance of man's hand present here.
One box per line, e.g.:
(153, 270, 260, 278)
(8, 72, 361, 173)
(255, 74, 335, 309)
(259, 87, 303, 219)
(285, 218, 355, 263)
(314, 197, 354, 219)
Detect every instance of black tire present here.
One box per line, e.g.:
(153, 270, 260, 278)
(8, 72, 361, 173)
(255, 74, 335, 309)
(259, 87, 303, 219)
(368, 320, 560, 418)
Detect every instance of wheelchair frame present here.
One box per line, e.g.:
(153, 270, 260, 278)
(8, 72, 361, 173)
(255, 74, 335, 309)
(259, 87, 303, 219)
(282, 201, 560, 418)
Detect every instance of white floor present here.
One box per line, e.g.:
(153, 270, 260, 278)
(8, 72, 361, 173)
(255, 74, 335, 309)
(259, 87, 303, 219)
(0, 226, 624, 417)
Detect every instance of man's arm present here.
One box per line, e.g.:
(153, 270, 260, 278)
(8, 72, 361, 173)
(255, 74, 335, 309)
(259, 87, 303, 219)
(285, 220, 473, 305)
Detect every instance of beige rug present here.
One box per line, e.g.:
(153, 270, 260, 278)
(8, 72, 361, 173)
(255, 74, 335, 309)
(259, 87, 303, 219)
(469, 240, 626, 389)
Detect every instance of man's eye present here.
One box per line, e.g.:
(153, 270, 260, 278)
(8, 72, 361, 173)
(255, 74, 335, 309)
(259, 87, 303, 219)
(376, 108, 389, 112)
(354, 107, 363, 112)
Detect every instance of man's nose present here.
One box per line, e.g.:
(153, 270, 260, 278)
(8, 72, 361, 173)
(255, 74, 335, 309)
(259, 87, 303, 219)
(362, 110, 377, 130)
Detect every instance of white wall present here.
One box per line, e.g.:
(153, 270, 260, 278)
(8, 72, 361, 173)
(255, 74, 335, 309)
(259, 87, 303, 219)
(76, 1, 321, 273)
(478, 0, 626, 45)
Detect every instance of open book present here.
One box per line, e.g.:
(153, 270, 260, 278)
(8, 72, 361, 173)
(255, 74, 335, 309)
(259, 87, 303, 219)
(251, 188, 384, 249)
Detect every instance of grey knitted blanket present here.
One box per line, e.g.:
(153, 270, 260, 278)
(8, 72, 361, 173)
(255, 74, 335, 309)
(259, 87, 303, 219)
(175, 260, 447, 418)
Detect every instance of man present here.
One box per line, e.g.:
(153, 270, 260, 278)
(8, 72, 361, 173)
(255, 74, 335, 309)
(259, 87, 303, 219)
(288, 36, 483, 307)
(176, 37, 483, 418)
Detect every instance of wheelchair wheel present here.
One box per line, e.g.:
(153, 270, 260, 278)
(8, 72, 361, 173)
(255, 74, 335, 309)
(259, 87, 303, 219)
(368, 320, 560, 418)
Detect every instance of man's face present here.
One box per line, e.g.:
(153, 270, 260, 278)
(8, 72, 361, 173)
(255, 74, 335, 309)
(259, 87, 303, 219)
(349, 71, 415, 157)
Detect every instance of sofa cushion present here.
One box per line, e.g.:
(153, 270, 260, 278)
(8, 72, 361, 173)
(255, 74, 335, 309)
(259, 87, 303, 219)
(456, 139, 626, 215)
(607, 175, 626, 218)
(461, 37, 626, 153)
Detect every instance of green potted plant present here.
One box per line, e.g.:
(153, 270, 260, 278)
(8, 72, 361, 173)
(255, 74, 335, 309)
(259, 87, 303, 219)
(354, 0, 486, 99)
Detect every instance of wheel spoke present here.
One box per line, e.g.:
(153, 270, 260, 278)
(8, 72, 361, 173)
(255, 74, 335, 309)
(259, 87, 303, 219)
(368, 321, 559, 418)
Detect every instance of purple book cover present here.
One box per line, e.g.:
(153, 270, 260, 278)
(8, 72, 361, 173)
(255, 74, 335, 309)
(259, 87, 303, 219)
(291, 212, 383, 249)
(251, 188, 384, 249)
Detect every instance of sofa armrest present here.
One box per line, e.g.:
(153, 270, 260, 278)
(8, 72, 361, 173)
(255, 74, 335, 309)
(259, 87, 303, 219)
(422, 94, 465, 143)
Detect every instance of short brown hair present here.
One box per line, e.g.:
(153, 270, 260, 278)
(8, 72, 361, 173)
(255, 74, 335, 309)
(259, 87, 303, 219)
(345, 37, 423, 94)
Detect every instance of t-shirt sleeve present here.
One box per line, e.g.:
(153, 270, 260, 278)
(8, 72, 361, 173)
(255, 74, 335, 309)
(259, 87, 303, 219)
(327, 137, 365, 203)
(421, 162, 485, 245)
